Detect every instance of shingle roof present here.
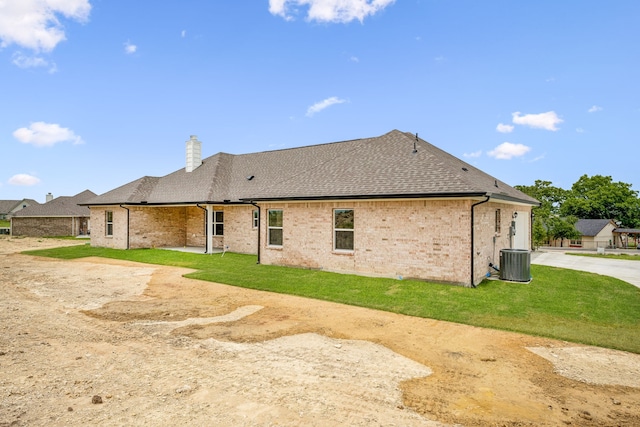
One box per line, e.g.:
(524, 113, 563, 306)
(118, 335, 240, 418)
(575, 219, 615, 236)
(84, 130, 539, 206)
(0, 199, 39, 214)
(13, 190, 96, 217)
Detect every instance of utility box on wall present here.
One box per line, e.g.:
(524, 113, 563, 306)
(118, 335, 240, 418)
(499, 249, 531, 282)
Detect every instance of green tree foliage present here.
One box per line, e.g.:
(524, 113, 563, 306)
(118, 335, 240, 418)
(547, 216, 582, 247)
(515, 180, 567, 219)
(560, 175, 640, 228)
(531, 217, 547, 249)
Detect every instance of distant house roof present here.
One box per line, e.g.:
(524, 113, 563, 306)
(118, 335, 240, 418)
(0, 199, 39, 215)
(614, 228, 640, 234)
(13, 190, 96, 217)
(575, 219, 616, 236)
(84, 130, 539, 206)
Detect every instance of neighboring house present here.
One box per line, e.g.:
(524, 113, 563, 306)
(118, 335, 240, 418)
(83, 130, 539, 286)
(0, 199, 39, 220)
(548, 219, 617, 249)
(11, 190, 96, 237)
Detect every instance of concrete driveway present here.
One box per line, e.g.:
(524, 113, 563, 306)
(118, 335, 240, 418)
(531, 250, 640, 289)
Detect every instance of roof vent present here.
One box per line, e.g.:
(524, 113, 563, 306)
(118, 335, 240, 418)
(494, 179, 499, 188)
(186, 135, 202, 173)
(462, 167, 468, 172)
(247, 175, 255, 181)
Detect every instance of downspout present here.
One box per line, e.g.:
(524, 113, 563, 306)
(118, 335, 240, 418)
(470, 194, 491, 288)
(249, 202, 261, 264)
(119, 205, 130, 250)
(196, 204, 208, 254)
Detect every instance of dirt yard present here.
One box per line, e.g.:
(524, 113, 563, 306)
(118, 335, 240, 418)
(1, 237, 639, 426)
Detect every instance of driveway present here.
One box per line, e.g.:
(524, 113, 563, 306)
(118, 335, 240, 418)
(531, 250, 640, 288)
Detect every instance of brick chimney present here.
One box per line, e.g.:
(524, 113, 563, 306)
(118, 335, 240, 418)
(185, 135, 202, 173)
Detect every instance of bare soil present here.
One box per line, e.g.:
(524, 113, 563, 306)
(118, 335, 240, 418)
(1, 236, 639, 426)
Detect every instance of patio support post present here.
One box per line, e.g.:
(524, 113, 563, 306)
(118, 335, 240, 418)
(206, 205, 213, 255)
(196, 204, 208, 253)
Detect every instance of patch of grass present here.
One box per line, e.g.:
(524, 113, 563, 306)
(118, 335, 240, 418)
(568, 252, 640, 261)
(0, 220, 10, 227)
(24, 245, 640, 354)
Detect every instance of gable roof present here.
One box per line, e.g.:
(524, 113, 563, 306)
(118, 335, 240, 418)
(575, 219, 616, 236)
(12, 190, 96, 217)
(84, 130, 539, 206)
(0, 199, 39, 214)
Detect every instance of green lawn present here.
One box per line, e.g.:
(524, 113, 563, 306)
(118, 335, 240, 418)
(23, 244, 640, 354)
(568, 252, 640, 261)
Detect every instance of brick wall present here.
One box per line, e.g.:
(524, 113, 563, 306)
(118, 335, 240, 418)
(223, 205, 258, 254)
(89, 200, 530, 285)
(257, 199, 530, 286)
(11, 217, 81, 237)
(90, 207, 128, 249)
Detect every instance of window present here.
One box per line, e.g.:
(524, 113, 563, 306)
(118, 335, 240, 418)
(268, 209, 283, 246)
(105, 211, 113, 236)
(252, 209, 259, 228)
(334, 209, 354, 251)
(495, 209, 501, 234)
(213, 211, 224, 236)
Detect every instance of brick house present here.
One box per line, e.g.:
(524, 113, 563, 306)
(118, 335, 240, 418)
(11, 190, 95, 237)
(83, 130, 539, 286)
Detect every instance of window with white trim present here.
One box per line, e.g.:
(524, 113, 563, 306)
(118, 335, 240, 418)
(105, 211, 113, 236)
(495, 209, 501, 234)
(252, 209, 259, 228)
(213, 211, 224, 236)
(268, 209, 283, 246)
(334, 209, 354, 251)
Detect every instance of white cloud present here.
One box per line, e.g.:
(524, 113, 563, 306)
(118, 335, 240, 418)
(588, 105, 603, 113)
(0, 0, 91, 52)
(463, 150, 482, 158)
(496, 123, 514, 133)
(13, 122, 84, 147)
(181, 30, 186, 38)
(124, 40, 137, 54)
(11, 51, 57, 72)
(350, 55, 359, 62)
(512, 111, 563, 131)
(306, 96, 346, 117)
(8, 173, 41, 186)
(487, 142, 531, 160)
(269, 0, 395, 23)
(576, 128, 585, 133)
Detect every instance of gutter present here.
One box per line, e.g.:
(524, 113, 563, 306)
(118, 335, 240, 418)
(119, 204, 130, 250)
(196, 204, 208, 254)
(248, 201, 261, 264)
(470, 194, 491, 288)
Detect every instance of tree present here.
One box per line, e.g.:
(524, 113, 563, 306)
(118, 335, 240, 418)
(531, 216, 547, 249)
(515, 180, 567, 219)
(560, 175, 640, 228)
(547, 216, 582, 247)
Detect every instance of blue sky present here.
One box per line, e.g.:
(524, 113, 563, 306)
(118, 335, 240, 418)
(1, 0, 639, 203)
